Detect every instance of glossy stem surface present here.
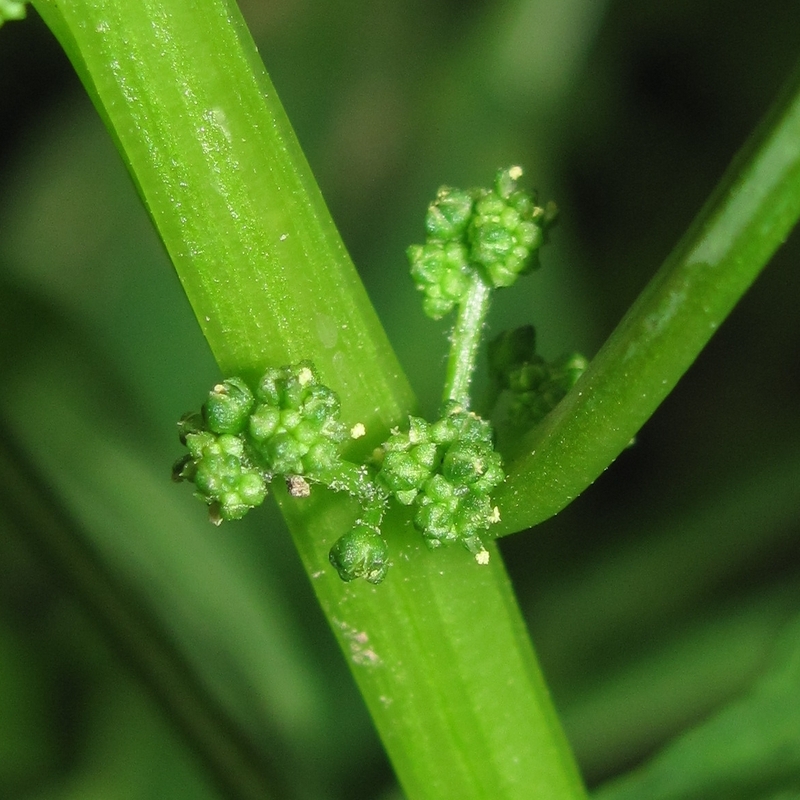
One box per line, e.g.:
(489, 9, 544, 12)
(495, 60, 800, 534)
(31, 1, 587, 797)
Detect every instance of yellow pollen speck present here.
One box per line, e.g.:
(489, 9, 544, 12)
(298, 367, 314, 385)
(475, 548, 490, 565)
(351, 423, 366, 439)
(509, 165, 523, 180)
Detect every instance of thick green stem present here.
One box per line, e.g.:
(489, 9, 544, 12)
(443, 272, 493, 408)
(31, 1, 586, 797)
(494, 58, 800, 534)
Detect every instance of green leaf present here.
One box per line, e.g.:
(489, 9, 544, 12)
(593, 612, 800, 800)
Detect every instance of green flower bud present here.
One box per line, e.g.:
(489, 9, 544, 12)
(467, 166, 552, 289)
(184, 430, 220, 461)
(248, 404, 281, 442)
(256, 367, 285, 406)
(301, 384, 340, 425)
(279, 408, 303, 431)
(302, 439, 341, 474)
(379, 450, 432, 498)
(415, 499, 459, 548)
(429, 414, 460, 445)
(441, 441, 489, 485)
(203, 377, 254, 434)
(293, 419, 323, 446)
(263, 431, 307, 475)
(408, 241, 471, 320)
(424, 187, 474, 241)
(407, 416, 432, 444)
(423, 473, 456, 503)
(329, 524, 389, 584)
(472, 453, 504, 496)
(237, 471, 269, 506)
(454, 492, 494, 538)
(494, 165, 521, 200)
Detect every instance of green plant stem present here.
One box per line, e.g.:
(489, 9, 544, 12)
(495, 59, 800, 534)
(283, 496, 586, 800)
(443, 272, 493, 408)
(31, 1, 586, 797)
(31, 0, 411, 425)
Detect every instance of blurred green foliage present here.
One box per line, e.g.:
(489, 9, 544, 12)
(0, 1, 799, 798)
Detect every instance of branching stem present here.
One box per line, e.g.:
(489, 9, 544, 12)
(442, 271, 493, 408)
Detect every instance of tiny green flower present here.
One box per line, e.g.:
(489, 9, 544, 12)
(424, 187, 474, 241)
(203, 377, 255, 434)
(329, 523, 389, 584)
(174, 429, 267, 522)
(489, 326, 588, 429)
(468, 167, 554, 289)
(408, 241, 471, 319)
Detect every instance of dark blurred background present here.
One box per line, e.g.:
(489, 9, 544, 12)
(1, 1, 799, 798)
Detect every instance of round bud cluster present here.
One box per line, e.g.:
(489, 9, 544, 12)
(173, 414, 267, 523)
(508, 352, 588, 427)
(377, 406, 504, 554)
(246, 362, 348, 477)
(407, 187, 474, 319)
(328, 521, 389, 585)
(173, 364, 349, 525)
(489, 326, 588, 428)
(469, 166, 556, 289)
(407, 167, 556, 319)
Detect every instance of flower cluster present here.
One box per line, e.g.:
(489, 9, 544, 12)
(175, 365, 504, 582)
(377, 405, 504, 556)
(173, 414, 267, 523)
(407, 166, 556, 318)
(489, 326, 588, 428)
(173, 168, 578, 585)
(407, 187, 474, 319)
(470, 166, 557, 288)
(245, 363, 348, 477)
(173, 363, 349, 523)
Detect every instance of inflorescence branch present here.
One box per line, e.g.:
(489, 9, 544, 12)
(173, 167, 586, 583)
